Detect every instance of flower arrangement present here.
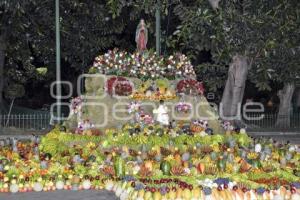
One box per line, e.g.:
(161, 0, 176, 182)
(222, 121, 234, 131)
(137, 110, 154, 125)
(131, 79, 176, 101)
(106, 76, 133, 96)
(190, 119, 208, 133)
(127, 102, 154, 125)
(175, 102, 192, 113)
(70, 96, 83, 115)
(90, 49, 196, 80)
(75, 119, 95, 134)
(127, 101, 141, 114)
(176, 79, 205, 96)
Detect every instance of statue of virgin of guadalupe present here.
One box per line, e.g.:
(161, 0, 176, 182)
(135, 19, 148, 53)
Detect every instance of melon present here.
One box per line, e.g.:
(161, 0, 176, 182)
(55, 181, 64, 190)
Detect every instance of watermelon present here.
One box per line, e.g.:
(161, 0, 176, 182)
(160, 161, 171, 175)
(114, 157, 125, 178)
(252, 160, 262, 168)
(217, 159, 226, 171)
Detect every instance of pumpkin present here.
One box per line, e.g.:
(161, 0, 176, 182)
(160, 161, 171, 175)
(114, 157, 125, 178)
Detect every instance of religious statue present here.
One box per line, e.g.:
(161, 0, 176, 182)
(135, 19, 148, 53)
(153, 100, 170, 126)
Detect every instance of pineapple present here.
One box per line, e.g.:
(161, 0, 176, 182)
(102, 166, 115, 177)
(225, 163, 234, 173)
(139, 165, 152, 177)
(171, 166, 185, 176)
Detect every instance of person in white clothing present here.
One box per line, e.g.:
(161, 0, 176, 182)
(153, 100, 170, 126)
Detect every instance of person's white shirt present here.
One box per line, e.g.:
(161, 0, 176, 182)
(153, 104, 169, 125)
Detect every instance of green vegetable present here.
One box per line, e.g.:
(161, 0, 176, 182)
(160, 161, 171, 175)
(114, 157, 125, 178)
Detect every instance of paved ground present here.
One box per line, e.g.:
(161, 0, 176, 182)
(0, 190, 118, 200)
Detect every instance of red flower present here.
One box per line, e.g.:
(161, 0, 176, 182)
(106, 77, 133, 96)
(176, 79, 204, 95)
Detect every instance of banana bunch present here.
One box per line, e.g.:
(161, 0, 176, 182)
(210, 144, 220, 152)
(272, 151, 280, 160)
(247, 152, 259, 160)
(86, 142, 96, 149)
(40, 139, 59, 155)
(276, 170, 299, 181)
(164, 154, 175, 161)
(57, 133, 73, 143)
(211, 134, 224, 145)
(225, 163, 234, 173)
(133, 135, 147, 144)
(201, 136, 211, 146)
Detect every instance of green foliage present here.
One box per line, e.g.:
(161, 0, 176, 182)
(171, 0, 300, 91)
(0, 0, 155, 105)
(4, 83, 25, 99)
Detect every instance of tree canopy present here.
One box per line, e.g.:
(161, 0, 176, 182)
(171, 0, 300, 91)
(0, 0, 299, 118)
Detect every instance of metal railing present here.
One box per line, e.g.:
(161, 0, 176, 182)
(243, 112, 300, 132)
(0, 114, 51, 131)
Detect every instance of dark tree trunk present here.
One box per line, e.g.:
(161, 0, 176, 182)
(221, 55, 250, 125)
(276, 83, 295, 128)
(295, 87, 300, 110)
(0, 35, 5, 114)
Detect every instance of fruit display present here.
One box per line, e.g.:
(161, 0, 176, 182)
(1, 50, 299, 200)
(131, 79, 177, 101)
(0, 124, 299, 200)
